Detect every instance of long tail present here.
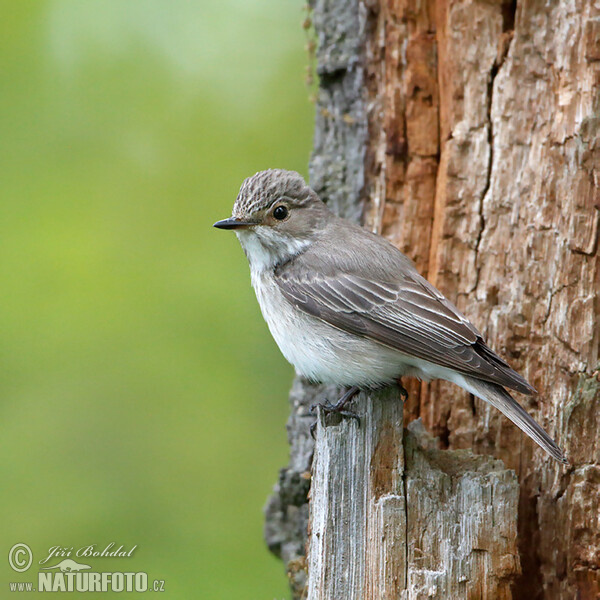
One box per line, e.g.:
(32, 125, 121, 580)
(459, 375, 568, 464)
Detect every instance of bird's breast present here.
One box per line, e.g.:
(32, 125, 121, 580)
(250, 269, 407, 387)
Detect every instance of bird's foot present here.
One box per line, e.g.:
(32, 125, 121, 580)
(396, 378, 409, 402)
(310, 386, 360, 439)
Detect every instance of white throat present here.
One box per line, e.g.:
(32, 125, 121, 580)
(236, 228, 311, 274)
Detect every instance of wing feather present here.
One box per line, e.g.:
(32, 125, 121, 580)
(276, 269, 534, 394)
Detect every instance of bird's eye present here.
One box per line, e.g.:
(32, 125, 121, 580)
(273, 205, 289, 220)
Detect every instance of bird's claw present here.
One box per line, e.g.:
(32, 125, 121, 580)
(310, 400, 337, 413)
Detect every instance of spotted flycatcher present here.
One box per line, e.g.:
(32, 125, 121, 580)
(214, 169, 567, 464)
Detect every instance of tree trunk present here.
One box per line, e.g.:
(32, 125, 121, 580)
(264, 1, 600, 598)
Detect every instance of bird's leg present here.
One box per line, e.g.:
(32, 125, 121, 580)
(310, 386, 361, 438)
(396, 377, 409, 401)
(315, 385, 360, 413)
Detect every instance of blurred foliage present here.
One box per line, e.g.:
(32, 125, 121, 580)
(0, 1, 313, 597)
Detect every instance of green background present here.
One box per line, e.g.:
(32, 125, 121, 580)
(1, 1, 313, 597)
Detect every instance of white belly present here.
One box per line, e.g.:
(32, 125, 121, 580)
(251, 271, 409, 387)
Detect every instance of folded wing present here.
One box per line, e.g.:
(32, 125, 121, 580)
(275, 268, 535, 395)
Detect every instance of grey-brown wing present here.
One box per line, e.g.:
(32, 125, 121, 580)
(275, 269, 535, 395)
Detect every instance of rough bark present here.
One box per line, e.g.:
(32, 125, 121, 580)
(264, 0, 599, 598)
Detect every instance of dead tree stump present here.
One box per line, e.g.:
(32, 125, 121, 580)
(308, 390, 520, 599)
(265, 0, 599, 598)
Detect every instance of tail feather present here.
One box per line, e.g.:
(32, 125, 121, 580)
(459, 376, 568, 464)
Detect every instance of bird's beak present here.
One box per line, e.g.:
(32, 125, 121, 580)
(213, 217, 257, 230)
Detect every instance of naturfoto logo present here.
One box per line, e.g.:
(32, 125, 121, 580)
(8, 542, 165, 593)
(40, 559, 91, 573)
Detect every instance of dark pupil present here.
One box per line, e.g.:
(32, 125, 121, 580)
(273, 205, 288, 220)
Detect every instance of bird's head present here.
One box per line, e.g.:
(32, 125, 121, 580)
(214, 169, 330, 270)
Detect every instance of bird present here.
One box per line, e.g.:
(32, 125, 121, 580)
(213, 169, 567, 464)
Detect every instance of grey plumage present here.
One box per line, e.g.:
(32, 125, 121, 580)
(215, 169, 568, 464)
(274, 215, 535, 395)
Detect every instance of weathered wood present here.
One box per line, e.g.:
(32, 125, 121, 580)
(307, 390, 520, 600)
(403, 422, 519, 600)
(308, 389, 407, 599)
(264, 0, 599, 598)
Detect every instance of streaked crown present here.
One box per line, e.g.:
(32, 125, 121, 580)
(232, 169, 315, 218)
